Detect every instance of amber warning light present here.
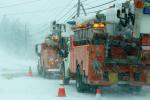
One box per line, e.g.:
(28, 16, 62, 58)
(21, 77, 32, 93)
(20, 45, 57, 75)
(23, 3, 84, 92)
(77, 23, 105, 29)
(78, 24, 88, 28)
(92, 23, 105, 28)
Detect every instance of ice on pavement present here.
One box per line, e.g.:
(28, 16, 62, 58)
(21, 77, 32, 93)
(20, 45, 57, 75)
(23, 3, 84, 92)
(0, 49, 150, 100)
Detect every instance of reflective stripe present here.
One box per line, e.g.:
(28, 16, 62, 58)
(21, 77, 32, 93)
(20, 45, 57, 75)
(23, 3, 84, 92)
(47, 69, 60, 72)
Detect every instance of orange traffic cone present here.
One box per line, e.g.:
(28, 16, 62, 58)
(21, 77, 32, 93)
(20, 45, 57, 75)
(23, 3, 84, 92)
(57, 84, 66, 97)
(27, 66, 32, 77)
(96, 89, 102, 97)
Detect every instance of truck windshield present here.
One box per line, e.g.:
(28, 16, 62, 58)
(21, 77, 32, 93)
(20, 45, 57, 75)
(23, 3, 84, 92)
(73, 28, 106, 45)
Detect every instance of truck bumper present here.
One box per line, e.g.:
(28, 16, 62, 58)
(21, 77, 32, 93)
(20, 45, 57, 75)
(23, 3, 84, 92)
(47, 69, 60, 72)
(88, 80, 112, 86)
(129, 81, 144, 86)
(45, 69, 61, 79)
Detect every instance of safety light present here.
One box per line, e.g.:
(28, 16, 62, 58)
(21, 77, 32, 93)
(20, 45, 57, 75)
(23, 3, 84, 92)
(78, 24, 87, 28)
(51, 35, 59, 42)
(48, 58, 54, 65)
(134, 0, 144, 8)
(48, 61, 54, 65)
(92, 23, 105, 28)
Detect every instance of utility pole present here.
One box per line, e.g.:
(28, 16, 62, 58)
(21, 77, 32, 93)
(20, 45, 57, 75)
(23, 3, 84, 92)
(77, 0, 81, 17)
(81, 3, 87, 16)
(77, 0, 87, 17)
(25, 24, 28, 59)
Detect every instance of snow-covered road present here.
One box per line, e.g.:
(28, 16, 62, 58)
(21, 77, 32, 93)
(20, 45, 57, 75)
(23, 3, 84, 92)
(0, 71, 150, 100)
(1, 66, 150, 100)
(0, 49, 96, 100)
(0, 75, 96, 100)
(0, 50, 150, 100)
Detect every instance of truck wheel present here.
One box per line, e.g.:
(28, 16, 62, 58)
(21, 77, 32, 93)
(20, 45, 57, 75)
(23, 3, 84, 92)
(76, 67, 84, 92)
(61, 61, 69, 85)
(37, 60, 42, 75)
(41, 68, 47, 78)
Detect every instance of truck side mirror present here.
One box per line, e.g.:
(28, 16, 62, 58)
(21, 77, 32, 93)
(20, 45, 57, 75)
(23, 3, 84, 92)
(35, 44, 41, 57)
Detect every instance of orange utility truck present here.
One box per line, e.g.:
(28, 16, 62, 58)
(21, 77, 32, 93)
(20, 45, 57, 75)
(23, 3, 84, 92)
(62, 0, 149, 93)
(35, 21, 68, 78)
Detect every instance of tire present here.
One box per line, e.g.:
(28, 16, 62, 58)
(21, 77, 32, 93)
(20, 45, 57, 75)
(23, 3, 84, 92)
(76, 67, 84, 92)
(37, 60, 42, 75)
(41, 67, 47, 78)
(61, 61, 69, 85)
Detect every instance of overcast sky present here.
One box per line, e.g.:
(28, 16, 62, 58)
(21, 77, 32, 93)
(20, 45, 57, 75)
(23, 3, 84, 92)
(0, 0, 125, 34)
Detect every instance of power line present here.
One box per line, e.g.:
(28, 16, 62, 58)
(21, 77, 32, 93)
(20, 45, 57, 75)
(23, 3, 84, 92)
(81, 0, 88, 3)
(83, 0, 97, 5)
(63, 10, 76, 23)
(0, 6, 63, 16)
(37, 1, 77, 34)
(85, 4, 115, 14)
(55, 0, 87, 22)
(30, 23, 49, 35)
(85, 0, 117, 10)
(38, 27, 49, 33)
(0, 0, 41, 8)
(29, 0, 84, 36)
(29, 27, 49, 39)
(30, 1, 76, 36)
(57, 4, 77, 22)
(0, 10, 49, 16)
(53, 0, 74, 20)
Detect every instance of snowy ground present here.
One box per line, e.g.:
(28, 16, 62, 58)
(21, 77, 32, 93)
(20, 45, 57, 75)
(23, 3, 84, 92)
(0, 50, 150, 100)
